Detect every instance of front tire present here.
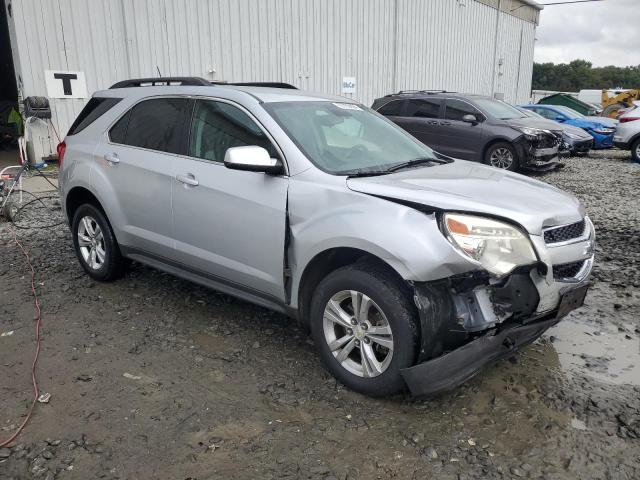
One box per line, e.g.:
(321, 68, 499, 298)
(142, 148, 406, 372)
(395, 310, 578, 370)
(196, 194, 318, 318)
(309, 262, 419, 397)
(71, 204, 127, 282)
(484, 142, 519, 171)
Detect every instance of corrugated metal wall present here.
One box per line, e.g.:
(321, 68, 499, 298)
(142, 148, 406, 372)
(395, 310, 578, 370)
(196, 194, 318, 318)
(6, 0, 538, 150)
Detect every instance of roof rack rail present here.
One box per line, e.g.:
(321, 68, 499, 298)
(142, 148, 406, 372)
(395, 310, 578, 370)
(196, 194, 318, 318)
(389, 89, 451, 96)
(211, 81, 298, 90)
(109, 77, 211, 89)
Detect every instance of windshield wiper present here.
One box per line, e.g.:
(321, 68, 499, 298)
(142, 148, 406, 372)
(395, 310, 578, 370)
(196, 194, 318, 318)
(344, 169, 390, 177)
(386, 157, 440, 172)
(344, 155, 451, 177)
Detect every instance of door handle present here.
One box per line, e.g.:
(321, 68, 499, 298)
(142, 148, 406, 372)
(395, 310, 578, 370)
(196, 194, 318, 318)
(440, 121, 452, 126)
(104, 152, 120, 164)
(176, 173, 199, 187)
(427, 120, 439, 125)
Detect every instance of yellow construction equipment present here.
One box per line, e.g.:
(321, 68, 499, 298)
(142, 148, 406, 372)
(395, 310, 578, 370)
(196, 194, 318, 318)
(601, 89, 640, 118)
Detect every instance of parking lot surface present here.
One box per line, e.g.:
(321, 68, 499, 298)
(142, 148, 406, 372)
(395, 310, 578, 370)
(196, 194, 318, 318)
(1, 151, 639, 480)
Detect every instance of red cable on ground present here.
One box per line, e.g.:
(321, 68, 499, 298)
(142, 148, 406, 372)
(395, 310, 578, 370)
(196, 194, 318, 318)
(0, 225, 42, 448)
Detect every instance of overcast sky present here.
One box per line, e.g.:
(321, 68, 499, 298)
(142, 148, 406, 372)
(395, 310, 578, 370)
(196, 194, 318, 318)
(534, 0, 640, 67)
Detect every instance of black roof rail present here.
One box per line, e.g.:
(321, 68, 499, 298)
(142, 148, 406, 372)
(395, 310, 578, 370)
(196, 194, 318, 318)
(109, 77, 211, 89)
(211, 81, 298, 90)
(388, 89, 452, 96)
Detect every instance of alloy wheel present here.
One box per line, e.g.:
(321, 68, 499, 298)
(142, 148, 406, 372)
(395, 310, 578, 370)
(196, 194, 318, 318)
(322, 290, 394, 378)
(77, 215, 106, 270)
(489, 147, 514, 169)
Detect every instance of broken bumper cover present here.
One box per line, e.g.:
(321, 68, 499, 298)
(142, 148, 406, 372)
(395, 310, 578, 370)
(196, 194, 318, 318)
(516, 131, 563, 171)
(400, 315, 558, 397)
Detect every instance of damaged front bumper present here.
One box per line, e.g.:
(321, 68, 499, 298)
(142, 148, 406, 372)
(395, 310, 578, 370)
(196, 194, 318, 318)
(401, 314, 559, 396)
(402, 218, 595, 396)
(516, 131, 563, 171)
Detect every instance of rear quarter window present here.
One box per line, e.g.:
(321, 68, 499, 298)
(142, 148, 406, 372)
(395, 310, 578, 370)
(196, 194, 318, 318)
(67, 97, 122, 136)
(377, 100, 404, 116)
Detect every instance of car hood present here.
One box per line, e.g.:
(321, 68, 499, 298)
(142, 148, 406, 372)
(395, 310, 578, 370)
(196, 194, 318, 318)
(564, 118, 613, 131)
(511, 116, 591, 138)
(505, 117, 563, 132)
(346, 160, 584, 235)
(585, 116, 617, 127)
(561, 124, 592, 138)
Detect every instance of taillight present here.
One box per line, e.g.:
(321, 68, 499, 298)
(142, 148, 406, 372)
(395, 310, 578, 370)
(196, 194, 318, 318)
(56, 141, 66, 167)
(620, 117, 640, 123)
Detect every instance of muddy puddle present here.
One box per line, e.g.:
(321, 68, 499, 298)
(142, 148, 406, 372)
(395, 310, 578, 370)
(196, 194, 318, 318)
(546, 317, 640, 386)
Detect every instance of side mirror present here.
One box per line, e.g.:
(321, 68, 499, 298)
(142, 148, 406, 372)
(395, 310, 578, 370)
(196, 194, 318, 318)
(462, 114, 478, 124)
(224, 146, 284, 174)
(555, 116, 565, 123)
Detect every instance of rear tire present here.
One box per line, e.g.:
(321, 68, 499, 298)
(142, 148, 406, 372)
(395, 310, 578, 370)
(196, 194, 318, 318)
(631, 138, 640, 163)
(309, 262, 419, 397)
(484, 142, 519, 171)
(71, 204, 127, 282)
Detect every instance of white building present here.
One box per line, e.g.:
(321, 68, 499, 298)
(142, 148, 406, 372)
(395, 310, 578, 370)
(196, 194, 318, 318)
(1, 0, 542, 154)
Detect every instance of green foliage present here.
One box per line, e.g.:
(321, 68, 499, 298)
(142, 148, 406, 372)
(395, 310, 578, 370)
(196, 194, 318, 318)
(532, 60, 640, 91)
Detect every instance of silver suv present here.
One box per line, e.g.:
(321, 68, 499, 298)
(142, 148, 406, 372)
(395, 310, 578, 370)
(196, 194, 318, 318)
(613, 101, 640, 162)
(59, 77, 595, 397)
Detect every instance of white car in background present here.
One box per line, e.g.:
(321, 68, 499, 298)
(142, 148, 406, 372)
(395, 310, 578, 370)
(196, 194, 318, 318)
(613, 101, 640, 162)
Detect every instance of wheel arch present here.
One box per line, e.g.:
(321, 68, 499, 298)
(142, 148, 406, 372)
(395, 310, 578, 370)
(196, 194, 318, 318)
(628, 132, 640, 148)
(64, 186, 118, 237)
(482, 136, 526, 168)
(65, 186, 103, 223)
(294, 246, 410, 331)
(482, 137, 517, 159)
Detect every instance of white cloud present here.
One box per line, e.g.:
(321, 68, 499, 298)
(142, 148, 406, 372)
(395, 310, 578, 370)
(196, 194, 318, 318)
(534, 0, 640, 67)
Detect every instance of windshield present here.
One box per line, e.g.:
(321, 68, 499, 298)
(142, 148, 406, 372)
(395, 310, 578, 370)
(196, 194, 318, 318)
(263, 101, 438, 174)
(473, 98, 526, 120)
(554, 105, 584, 119)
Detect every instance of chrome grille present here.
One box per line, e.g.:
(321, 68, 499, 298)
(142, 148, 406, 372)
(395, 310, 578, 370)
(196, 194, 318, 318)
(553, 260, 586, 280)
(544, 219, 586, 244)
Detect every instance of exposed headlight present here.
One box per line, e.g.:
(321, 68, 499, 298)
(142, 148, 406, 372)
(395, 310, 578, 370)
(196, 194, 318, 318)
(592, 128, 614, 135)
(443, 213, 537, 276)
(513, 126, 544, 137)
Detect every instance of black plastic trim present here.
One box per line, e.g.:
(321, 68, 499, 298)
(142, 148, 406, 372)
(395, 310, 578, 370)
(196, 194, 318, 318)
(401, 314, 558, 397)
(119, 245, 290, 315)
(110, 77, 211, 88)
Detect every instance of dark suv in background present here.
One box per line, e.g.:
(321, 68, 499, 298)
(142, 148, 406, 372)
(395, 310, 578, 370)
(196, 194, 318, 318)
(372, 91, 562, 172)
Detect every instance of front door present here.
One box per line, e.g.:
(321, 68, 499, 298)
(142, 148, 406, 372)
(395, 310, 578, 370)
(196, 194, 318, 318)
(437, 99, 485, 161)
(171, 98, 288, 301)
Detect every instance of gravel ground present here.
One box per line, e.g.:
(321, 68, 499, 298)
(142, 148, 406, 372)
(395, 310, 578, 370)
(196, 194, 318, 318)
(0, 150, 639, 480)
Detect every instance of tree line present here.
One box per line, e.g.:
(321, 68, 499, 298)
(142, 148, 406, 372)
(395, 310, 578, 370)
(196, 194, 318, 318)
(532, 60, 640, 92)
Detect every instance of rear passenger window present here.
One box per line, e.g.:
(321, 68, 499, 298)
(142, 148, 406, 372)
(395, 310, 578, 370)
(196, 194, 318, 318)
(406, 99, 441, 119)
(116, 98, 189, 154)
(444, 99, 479, 121)
(378, 100, 404, 116)
(68, 97, 122, 135)
(188, 100, 277, 162)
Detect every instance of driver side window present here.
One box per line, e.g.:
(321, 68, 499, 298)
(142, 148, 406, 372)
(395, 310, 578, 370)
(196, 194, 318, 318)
(188, 100, 277, 162)
(537, 108, 560, 120)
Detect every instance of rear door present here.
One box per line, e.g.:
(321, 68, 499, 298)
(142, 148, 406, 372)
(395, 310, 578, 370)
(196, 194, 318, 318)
(94, 97, 190, 258)
(390, 98, 444, 152)
(171, 98, 288, 301)
(436, 99, 485, 161)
